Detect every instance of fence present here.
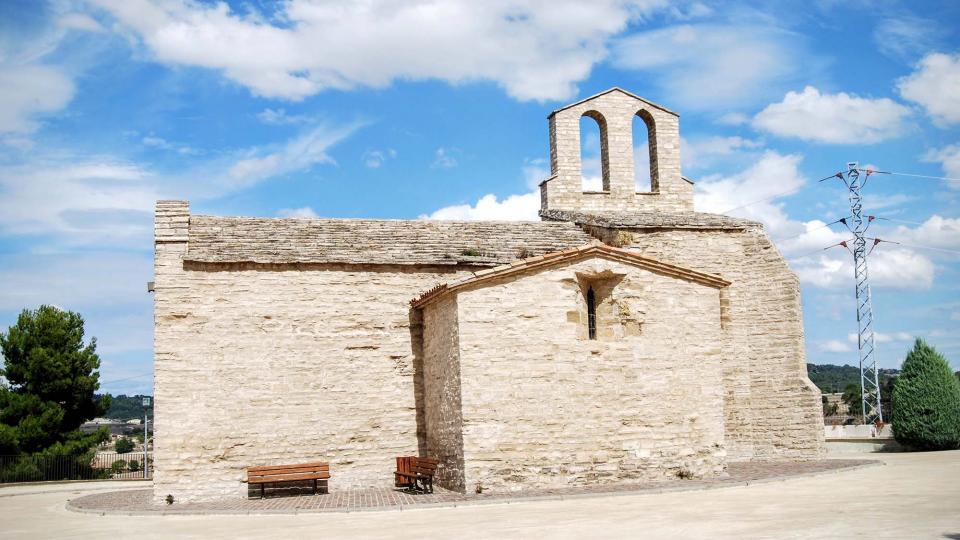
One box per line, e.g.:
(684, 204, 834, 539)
(0, 451, 153, 484)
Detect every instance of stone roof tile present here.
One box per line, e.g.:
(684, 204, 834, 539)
(184, 215, 595, 266)
(539, 209, 758, 230)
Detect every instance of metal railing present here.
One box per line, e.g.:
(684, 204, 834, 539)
(0, 451, 153, 484)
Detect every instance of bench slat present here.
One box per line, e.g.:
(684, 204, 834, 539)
(247, 461, 329, 473)
(248, 471, 331, 484)
(247, 465, 329, 476)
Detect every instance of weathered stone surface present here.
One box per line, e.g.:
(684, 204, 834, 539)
(152, 86, 823, 503)
(540, 88, 693, 215)
(185, 215, 593, 266)
(420, 257, 727, 493)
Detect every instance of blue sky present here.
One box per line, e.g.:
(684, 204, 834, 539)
(0, 0, 958, 395)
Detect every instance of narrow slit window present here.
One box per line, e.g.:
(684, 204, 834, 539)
(587, 287, 597, 340)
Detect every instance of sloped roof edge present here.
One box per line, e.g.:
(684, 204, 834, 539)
(410, 241, 730, 308)
(548, 87, 678, 118)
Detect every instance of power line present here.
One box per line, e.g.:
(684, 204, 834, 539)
(856, 168, 960, 183)
(865, 237, 960, 256)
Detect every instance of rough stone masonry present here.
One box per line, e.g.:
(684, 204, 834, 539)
(152, 87, 824, 502)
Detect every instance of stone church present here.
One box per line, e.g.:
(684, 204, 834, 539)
(152, 88, 823, 502)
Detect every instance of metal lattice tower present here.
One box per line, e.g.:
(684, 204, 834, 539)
(841, 162, 883, 424)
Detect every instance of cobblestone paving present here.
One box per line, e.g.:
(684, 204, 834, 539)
(67, 459, 877, 515)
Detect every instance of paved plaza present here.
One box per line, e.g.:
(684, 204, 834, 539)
(1, 452, 958, 539)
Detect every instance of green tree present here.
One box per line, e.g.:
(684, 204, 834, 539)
(842, 383, 863, 420)
(115, 437, 134, 454)
(0, 306, 110, 456)
(892, 339, 960, 450)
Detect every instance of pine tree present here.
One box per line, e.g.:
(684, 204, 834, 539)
(0, 306, 110, 456)
(891, 338, 960, 450)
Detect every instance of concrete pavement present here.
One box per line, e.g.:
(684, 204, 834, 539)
(2, 451, 958, 539)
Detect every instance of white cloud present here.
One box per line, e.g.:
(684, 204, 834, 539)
(0, 123, 359, 242)
(888, 215, 960, 250)
(420, 192, 539, 221)
(694, 151, 806, 237)
(522, 158, 550, 189)
(0, 64, 75, 134)
(59, 13, 106, 33)
(610, 24, 802, 109)
(90, 0, 668, 102)
(873, 17, 944, 61)
(923, 145, 960, 188)
(257, 108, 311, 125)
(142, 135, 198, 155)
(228, 123, 362, 186)
(277, 207, 319, 219)
(753, 86, 912, 144)
(363, 149, 396, 169)
(716, 112, 749, 126)
(847, 331, 913, 344)
(818, 340, 852, 353)
(897, 52, 960, 126)
(0, 252, 151, 312)
(431, 147, 458, 169)
(682, 136, 762, 170)
(793, 248, 935, 290)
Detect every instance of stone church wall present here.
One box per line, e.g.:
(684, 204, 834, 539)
(421, 295, 466, 492)
(153, 203, 475, 502)
(431, 258, 727, 493)
(585, 225, 825, 460)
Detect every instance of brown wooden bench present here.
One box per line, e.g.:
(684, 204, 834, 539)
(394, 456, 439, 493)
(246, 461, 330, 499)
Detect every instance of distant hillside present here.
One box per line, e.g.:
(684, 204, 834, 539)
(806, 363, 899, 393)
(99, 394, 153, 421)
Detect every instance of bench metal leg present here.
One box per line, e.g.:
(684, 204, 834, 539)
(260, 483, 265, 499)
(313, 478, 318, 495)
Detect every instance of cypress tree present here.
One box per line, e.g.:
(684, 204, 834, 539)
(892, 338, 960, 450)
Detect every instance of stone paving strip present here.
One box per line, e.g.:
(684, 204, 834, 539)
(67, 459, 879, 516)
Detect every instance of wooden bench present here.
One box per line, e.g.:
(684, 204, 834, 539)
(394, 456, 439, 494)
(246, 461, 330, 499)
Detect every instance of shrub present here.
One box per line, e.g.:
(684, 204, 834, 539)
(111, 459, 127, 473)
(892, 339, 960, 450)
(115, 437, 134, 454)
(128, 459, 139, 472)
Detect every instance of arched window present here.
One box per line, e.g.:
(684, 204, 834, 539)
(580, 111, 610, 192)
(587, 286, 597, 340)
(634, 110, 657, 192)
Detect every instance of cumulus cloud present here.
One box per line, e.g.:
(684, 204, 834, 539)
(610, 24, 804, 109)
(89, 0, 667, 102)
(277, 207, 319, 219)
(887, 214, 960, 250)
(793, 248, 935, 290)
(753, 86, 912, 144)
(694, 151, 806, 237)
(419, 192, 540, 221)
(897, 52, 960, 126)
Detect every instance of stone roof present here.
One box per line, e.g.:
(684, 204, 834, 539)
(547, 87, 678, 117)
(184, 215, 594, 267)
(411, 241, 731, 308)
(539, 209, 758, 230)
